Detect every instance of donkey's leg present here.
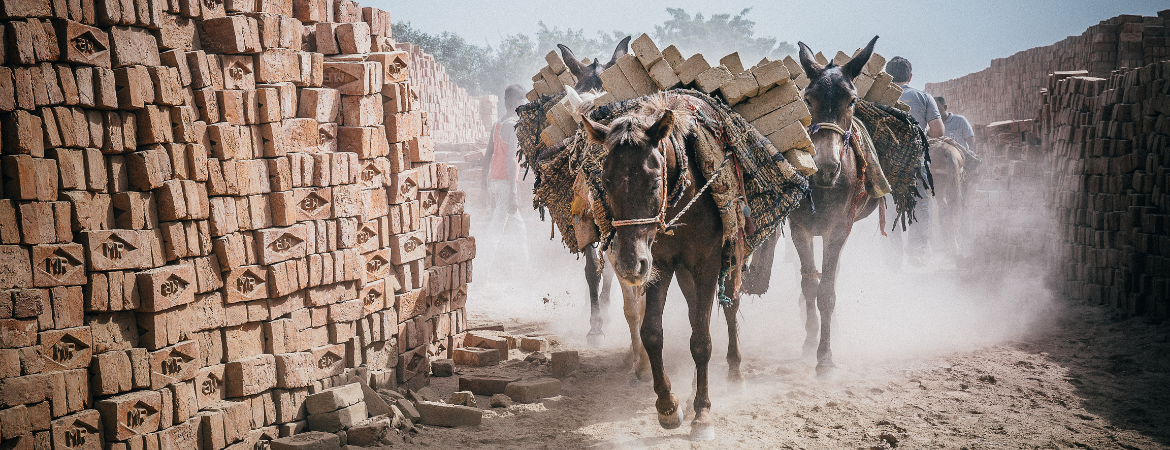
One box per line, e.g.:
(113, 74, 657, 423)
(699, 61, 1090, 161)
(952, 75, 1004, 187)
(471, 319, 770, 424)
(621, 282, 650, 383)
(815, 231, 850, 378)
(680, 264, 719, 441)
(641, 267, 681, 430)
(720, 279, 743, 385)
(791, 228, 820, 358)
(585, 245, 606, 347)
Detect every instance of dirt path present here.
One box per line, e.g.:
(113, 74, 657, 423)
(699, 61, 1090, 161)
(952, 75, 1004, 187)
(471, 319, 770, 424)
(419, 216, 1170, 449)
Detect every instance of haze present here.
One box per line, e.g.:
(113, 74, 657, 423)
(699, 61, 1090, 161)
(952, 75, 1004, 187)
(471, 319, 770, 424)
(374, 0, 1167, 85)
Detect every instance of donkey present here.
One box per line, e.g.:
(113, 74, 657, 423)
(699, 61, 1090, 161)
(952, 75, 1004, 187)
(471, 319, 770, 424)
(555, 38, 656, 382)
(927, 138, 966, 258)
(581, 92, 743, 440)
(788, 37, 882, 378)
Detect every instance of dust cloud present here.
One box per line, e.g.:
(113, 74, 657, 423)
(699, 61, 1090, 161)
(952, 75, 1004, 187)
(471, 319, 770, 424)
(464, 186, 1062, 383)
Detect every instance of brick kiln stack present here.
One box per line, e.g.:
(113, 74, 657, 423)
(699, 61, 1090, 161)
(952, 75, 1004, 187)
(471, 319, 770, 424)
(1039, 64, 1170, 318)
(0, 0, 477, 448)
(927, 11, 1170, 125)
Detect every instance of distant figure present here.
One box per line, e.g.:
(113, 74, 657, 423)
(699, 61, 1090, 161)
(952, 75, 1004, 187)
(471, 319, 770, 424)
(482, 84, 530, 266)
(935, 96, 981, 171)
(884, 56, 942, 266)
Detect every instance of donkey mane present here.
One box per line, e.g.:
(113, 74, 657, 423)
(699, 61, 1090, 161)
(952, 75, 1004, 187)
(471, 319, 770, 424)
(601, 94, 694, 150)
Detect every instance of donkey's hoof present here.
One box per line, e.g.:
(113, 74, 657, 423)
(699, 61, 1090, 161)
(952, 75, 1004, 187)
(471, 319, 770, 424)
(656, 395, 682, 430)
(689, 421, 715, 441)
(815, 363, 838, 379)
(586, 332, 604, 348)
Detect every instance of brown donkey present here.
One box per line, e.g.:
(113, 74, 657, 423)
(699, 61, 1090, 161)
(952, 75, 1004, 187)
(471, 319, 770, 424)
(581, 94, 736, 441)
(788, 37, 882, 377)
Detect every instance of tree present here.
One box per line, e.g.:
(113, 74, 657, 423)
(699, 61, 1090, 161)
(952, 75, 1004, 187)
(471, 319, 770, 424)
(654, 8, 797, 65)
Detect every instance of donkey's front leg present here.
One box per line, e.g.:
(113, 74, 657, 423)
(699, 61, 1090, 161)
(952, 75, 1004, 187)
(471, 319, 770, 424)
(683, 265, 718, 441)
(640, 268, 680, 430)
(815, 232, 850, 378)
(791, 228, 820, 357)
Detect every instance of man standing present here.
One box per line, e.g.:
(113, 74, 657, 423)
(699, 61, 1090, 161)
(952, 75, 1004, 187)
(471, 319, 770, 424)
(884, 56, 942, 266)
(935, 96, 981, 171)
(481, 84, 530, 268)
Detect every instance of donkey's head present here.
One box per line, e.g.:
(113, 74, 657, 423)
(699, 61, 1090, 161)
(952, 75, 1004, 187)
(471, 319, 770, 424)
(581, 109, 675, 286)
(559, 36, 632, 93)
(798, 36, 878, 188)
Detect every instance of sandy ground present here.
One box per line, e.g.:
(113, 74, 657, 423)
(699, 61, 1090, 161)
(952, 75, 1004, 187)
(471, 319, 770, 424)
(398, 209, 1170, 449)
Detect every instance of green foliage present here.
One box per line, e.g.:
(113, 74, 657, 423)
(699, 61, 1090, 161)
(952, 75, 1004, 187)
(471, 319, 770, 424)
(391, 8, 796, 99)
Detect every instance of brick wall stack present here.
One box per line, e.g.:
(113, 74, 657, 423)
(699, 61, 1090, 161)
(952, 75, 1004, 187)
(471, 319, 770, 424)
(926, 10, 1169, 125)
(0, 0, 475, 448)
(1040, 63, 1170, 318)
(392, 42, 494, 147)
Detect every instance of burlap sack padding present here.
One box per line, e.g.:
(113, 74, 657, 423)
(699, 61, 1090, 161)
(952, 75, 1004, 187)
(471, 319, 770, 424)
(854, 99, 932, 228)
(518, 89, 809, 258)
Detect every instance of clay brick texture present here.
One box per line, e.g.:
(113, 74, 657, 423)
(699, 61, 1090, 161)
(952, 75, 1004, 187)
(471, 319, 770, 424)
(0, 0, 483, 445)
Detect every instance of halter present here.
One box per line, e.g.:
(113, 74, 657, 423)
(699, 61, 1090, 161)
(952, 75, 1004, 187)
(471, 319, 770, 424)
(808, 122, 853, 158)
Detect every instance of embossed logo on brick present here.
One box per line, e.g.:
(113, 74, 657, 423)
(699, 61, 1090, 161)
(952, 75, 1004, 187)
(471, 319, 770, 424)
(71, 32, 106, 58)
(41, 248, 82, 280)
(200, 372, 222, 396)
(268, 233, 303, 254)
(126, 401, 156, 429)
(299, 192, 329, 214)
(159, 274, 189, 298)
(360, 163, 381, 182)
(437, 245, 457, 260)
(322, 67, 358, 89)
(50, 334, 90, 365)
(228, 61, 252, 81)
(60, 417, 98, 448)
(363, 288, 382, 305)
(100, 234, 137, 261)
(357, 225, 377, 245)
(317, 351, 342, 369)
(403, 236, 422, 252)
(235, 269, 265, 295)
(318, 127, 334, 143)
(366, 254, 388, 274)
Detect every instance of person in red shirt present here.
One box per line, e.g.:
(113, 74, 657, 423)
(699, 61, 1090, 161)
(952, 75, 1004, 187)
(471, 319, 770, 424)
(481, 84, 530, 266)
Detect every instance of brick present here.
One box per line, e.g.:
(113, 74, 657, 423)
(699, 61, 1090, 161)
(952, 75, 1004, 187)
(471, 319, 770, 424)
(451, 347, 498, 367)
(0, 246, 32, 289)
(135, 263, 196, 312)
(503, 378, 561, 403)
(223, 266, 269, 304)
(127, 347, 149, 389)
(38, 327, 91, 373)
(463, 333, 507, 362)
(83, 230, 151, 271)
(85, 313, 137, 353)
(414, 401, 480, 428)
(221, 321, 263, 362)
(268, 431, 338, 450)
(295, 88, 338, 122)
(148, 340, 199, 389)
(157, 416, 199, 450)
(198, 16, 260, 54)
(321, 61, 379, 95)
(455, 375, 518, 396)
(305, 401, 364, 433)
(108, 26, 159, 68)
(302, 383, 360, 415)
(49, 409, 100, 450)
(29, 244, 85, 287)
(89, 350, 131, 395)
(0, 318, 38, 349)
(308, 344, 344, 380)
(224, 354, 276, 397)
(96, 390, 161, 441)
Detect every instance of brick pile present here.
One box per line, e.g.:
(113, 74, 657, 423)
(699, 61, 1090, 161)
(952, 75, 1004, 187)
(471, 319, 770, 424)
(527, 34, 909, 176)
(0, 0, 478, 448)
(1040, 63, 1170, 318)
(392, 42, 494, 149)
(927, 10, 1170, 125)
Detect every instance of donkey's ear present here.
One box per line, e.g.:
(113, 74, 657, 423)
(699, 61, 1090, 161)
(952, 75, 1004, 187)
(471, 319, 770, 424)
(581, 117, 610, 144)
(559, 44, 588, 79)
(645, 110, 675, 144)
(798, 41, 823, 80)
(604, 36, 632, 69)
(843, 36, 878, 80)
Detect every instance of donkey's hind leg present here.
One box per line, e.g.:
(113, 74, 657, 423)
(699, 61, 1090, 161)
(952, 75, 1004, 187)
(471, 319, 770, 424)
(585, 245, 608, 347)
(791, 228, 820, 358)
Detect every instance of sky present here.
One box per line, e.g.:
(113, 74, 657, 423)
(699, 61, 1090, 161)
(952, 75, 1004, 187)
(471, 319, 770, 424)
(370, 0, 1167, 86)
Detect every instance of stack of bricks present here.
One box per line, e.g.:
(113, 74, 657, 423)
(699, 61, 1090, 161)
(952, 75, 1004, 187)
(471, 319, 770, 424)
(0, 0, 476, 449)
(527, 34, 907, 176)
(927, 10, 1170, 126)
(1039, 62, 1170, 319)
(392, 42, 494, 148)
